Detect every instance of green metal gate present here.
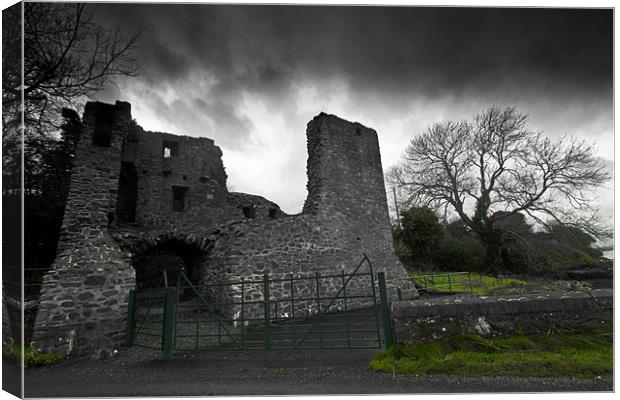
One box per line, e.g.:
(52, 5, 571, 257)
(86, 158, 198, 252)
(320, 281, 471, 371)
(125, 254, 393, 358)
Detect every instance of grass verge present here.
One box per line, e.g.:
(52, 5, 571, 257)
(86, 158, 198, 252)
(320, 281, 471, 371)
(369, 329, 612, 379)
(410, 271, 528, 295)
(3, 343, 63, 368)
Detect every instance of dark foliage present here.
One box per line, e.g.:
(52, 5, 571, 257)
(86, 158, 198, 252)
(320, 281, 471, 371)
(394, 208, 607, 276)
(2, 4, 139, 302)
(393, 207, 443, 270)
(389, 106, 611, 273)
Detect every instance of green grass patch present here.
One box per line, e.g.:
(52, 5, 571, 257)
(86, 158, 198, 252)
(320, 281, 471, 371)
(2, 343, 63, 368)
(409, 271, 528, 295)
(472, 273, 528, 295)
(369, 330, 612, 379)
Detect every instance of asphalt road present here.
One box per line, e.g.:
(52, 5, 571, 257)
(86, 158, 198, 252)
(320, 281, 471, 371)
(18, 347, 613, 397)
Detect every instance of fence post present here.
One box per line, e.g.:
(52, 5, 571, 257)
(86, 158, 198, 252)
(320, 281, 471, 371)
(125, 289, 137, 347)
(162, 287, 177, 359)
(377, 272, 393, 349)
(315, 272, 323, 349)
(241, 278, 245, 348)
(263, 273, 271, 350)
(290, 274, 296, 349)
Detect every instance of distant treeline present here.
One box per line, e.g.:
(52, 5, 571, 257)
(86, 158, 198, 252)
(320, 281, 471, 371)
(393, 207, 606, 276)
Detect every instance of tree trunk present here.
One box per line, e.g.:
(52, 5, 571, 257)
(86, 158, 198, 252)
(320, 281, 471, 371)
(476, 227, 505, 273)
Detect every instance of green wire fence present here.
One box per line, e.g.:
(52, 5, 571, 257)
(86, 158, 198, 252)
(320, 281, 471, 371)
(126, 254, 394, 358)
(389, 271, 474, 300)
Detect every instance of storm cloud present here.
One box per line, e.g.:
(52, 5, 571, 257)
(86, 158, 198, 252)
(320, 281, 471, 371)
(89, 4, 613, 215)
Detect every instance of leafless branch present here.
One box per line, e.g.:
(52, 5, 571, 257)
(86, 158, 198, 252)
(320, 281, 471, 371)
(387, 106, 612, 239)
(3, 3, 140, 137)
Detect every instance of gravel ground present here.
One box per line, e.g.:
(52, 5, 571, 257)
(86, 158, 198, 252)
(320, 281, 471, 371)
(18, 347, 612, 397)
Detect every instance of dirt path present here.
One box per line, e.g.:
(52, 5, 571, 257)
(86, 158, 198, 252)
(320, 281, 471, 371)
(18, 347, 612, 397)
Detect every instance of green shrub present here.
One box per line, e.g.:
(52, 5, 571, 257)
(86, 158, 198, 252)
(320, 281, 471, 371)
(432, 236, 484, 272)
(394, 207, 443, 267)
(573, 250, 596, 267)
(398, 211, 605, 276)
(402, 208, 443, 256)
(394, 239, 412, 264)
(2, 343, 63, 368)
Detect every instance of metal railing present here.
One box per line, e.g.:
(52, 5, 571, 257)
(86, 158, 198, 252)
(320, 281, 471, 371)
(388, 271, 474, 300)
(2, 264, 50, 300)
(125, 254, 394, 358)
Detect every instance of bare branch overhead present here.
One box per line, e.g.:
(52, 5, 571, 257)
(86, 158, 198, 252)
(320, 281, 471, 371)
(387, 106, 612, 239)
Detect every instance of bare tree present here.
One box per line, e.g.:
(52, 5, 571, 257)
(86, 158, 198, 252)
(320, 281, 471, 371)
(388, 106, 611, 271)
(4, 3, 139, 128)
(2, 2, 140, 192)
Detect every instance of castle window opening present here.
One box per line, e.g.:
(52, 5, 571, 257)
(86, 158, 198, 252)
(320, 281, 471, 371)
(268, 208, 277, 219)
(117, 162, 138, 223)
(242, 205, 256, 219)
(92, 104, 115, 147)
(172, 186, 188, 211)
(163, 140, 179, 158)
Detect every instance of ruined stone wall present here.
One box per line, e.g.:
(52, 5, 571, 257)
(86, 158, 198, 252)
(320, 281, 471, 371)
(225, 270, 376, 322)
(125, 128, 235, 231)
(227, 192, 287, 220)
(30, 104, 412, 356)
(29, 100, 290, 356)
(31, 102, 136, 356)
(113, 129, 287, 252)
(207, 113, 413, 314)
(302, 113, 407, 277)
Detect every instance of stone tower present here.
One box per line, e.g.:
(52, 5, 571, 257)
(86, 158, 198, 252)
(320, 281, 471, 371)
(31, 102, 136, 356)
(208, 113, 412, 296)
(302, 113, 405, 277)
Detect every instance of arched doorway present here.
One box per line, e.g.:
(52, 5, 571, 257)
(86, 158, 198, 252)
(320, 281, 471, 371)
(131, 239, 205, 299)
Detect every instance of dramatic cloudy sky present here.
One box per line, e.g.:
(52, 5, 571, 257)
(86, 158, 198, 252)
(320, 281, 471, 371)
(89, 3, 613, 221)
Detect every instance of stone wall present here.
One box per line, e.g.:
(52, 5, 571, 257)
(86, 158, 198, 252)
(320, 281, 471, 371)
(206, 113, 414, 319)
(225, 270, 377, 321)
(391, 289, 613, 343)
(227, 192, 287, 220)
(30, 103, 411, 356)
(121, 125, 236, 231)
(31, 102, 136, 356)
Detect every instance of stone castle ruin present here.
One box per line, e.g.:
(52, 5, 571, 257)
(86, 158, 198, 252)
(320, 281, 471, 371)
(31, 101, 413, 356)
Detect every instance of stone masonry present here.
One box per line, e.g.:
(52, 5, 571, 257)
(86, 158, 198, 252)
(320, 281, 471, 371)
(205, 113, 413, 318)
(31, 102, 135, 356)
(392, 289, 613, 343)
(31, 101, 413, 357)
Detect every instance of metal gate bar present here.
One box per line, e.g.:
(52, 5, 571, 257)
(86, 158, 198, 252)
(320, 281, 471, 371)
(126, 286, 166, 350)
(126, 255, 393, 357)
